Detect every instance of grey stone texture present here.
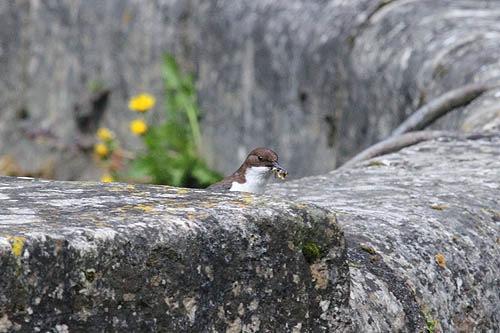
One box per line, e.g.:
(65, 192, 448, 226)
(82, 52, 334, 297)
(2, 132, 499, 331)
(2, 0, 500, 180)
(1, 1, 500, 330)
(0, 176, 348, 332)
(271, 133, 500, 332)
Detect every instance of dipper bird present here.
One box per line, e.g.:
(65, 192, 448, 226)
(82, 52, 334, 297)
(207, 147, 288, 194)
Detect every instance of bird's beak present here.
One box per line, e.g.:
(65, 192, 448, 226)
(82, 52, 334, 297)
(271, 162, 288, 180)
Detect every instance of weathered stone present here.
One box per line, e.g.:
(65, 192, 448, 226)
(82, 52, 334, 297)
(0, 0, 188, 180)
(3, 1, 500, 180)
(271, 133, 500, 332)
(0, 176, 349, 332)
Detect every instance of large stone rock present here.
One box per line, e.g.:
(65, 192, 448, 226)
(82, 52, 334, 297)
(0, 176, 348, 332)
(271, 133, 500, 332)
(344, 0, 500, 160)
(1, 131, 498, 332)
(3, 1, 500, 181)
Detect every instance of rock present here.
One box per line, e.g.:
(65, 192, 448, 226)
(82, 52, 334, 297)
(0, 176, 349, 332)
(0, 0, 188, 180)
(271, 133, 500, 332)
(185, 0, 500, 174)
(3, 1, 500, 180)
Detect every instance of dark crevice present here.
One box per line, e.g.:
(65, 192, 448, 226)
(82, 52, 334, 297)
(345, 0, 399, 49)
(74, 89, 111, 134)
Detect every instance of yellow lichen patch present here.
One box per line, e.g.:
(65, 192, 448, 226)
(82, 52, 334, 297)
(241, 197, 257, 204)
(360, 246, 376, 255)
(366, 161, 386, 167)
(131, 191, 150, 196)
(80, 217, 107, 225)
(177, 189, 190, 194)
(145, 211, 163, 215)
(238, 204, 250, 208)
(187, 215, 196, 219)
(6, 236, 27, 256)
(173, 204, 186, 209)
(147, 258, 159, 265)
(348, 262, 364, 268)
(134, 205, 152, 211)
(125, 184, 136, 190)
(115, 205, 133, 213)
(296, 203, 307, 209)
(198, 203, 216, 208)
(481, 207, 500, 217)
(430, 204, 450, 210)
(476, 225, 487, 234)
(435, 254, 446, 267)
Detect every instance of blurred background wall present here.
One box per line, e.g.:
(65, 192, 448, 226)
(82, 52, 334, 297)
(1, 0, 499, 182)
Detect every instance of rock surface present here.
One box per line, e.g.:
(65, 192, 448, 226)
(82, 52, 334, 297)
(2, 132, 499, 332)
(2, 1, 500, 180)
(0, 176, 348, 332)
(271, 133, 500, 332)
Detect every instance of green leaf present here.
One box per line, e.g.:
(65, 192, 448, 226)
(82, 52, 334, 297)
(119, 52, 222, 188)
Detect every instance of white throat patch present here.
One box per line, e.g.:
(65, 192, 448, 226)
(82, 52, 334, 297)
(230, 166, 272, 194)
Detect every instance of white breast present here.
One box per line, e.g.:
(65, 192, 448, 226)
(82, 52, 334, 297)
(230, 166, 272, 194)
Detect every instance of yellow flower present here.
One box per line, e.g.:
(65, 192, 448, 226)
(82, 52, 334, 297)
(128, 93, 155, 112)
(100, 174, 115, 182)
(130, 119, 148, 135)
(94, 143, 109, 157)
(97, 127, 114, 141)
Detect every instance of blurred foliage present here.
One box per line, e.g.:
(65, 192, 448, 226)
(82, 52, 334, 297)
(89, 79, 106, 95)
(95, 54, 221, 188)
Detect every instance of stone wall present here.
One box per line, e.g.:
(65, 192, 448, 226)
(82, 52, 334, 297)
(2, 1, 499, 181)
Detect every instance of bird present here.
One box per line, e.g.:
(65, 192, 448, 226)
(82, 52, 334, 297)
(206, 147, 288, 194)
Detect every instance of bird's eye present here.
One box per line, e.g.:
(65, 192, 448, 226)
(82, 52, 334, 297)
(258, 155, 263, 161)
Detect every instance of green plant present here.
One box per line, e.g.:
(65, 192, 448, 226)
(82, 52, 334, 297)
(424, 311, 439, 332)
(301, 242, 320, 263)
(126, 54, 222, 188)
(89, 79, 106, 95)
